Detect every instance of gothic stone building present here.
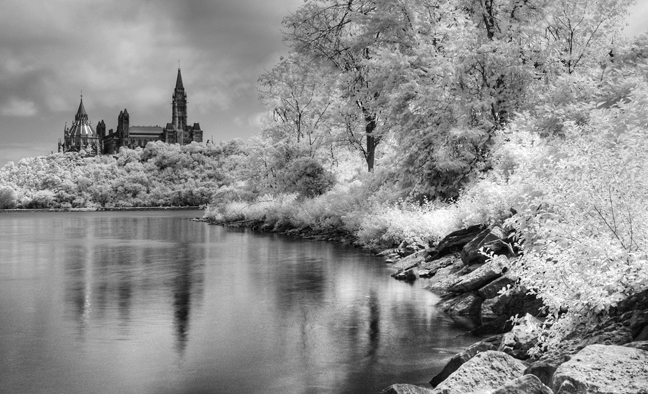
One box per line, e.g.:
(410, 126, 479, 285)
(59, 69, 203, 155)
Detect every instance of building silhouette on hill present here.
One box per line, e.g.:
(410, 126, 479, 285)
(58, 69, 203, 155)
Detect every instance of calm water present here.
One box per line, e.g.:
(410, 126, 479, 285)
(0, 211, 474, 394)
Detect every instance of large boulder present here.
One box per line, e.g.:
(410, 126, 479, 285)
(381, 384, 434, 394)
(552, 344, 648, 393)
(430, 351, 526, 394)
(448, 260, 504, 293)
(430, 335, 504, 387)
(460, 226, 514, 265)
(491, 374, 553, 394)
(428, 224, 485, 260)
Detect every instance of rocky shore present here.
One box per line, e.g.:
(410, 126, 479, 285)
(205, 217, 648, 393)
(381, 224, 648, 394)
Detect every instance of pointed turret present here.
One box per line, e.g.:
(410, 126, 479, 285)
(175, 68, 184, 90)
(61, 94, 97, 155)
(75, 96, 88, 121)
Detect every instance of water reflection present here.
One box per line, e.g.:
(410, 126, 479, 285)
(171, 242, 205, 355)
(56, 213, 206, 354)
(0, 212, 475, 394)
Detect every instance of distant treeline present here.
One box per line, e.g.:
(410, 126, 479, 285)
(0, 140, 246, 209)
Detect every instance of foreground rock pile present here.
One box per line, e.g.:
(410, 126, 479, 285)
(381, 224, 648, 394)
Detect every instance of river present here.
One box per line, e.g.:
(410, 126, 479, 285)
(0, 210, 473, 394)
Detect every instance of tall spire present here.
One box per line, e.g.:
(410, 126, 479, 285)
(175, 68, 184, 90)
(76, 94, 88, 121)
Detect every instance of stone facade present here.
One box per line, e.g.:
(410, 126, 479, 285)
(59, 69, 203, 155)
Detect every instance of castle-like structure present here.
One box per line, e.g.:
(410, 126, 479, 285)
(59, 69, 203, 155)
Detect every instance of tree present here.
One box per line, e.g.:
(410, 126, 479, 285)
(258, 53, 336, 158)
(283, 0, 395, 172)
(543, 0, 635, 74)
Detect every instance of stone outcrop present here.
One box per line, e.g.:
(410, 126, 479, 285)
(427, 225, 485, 260)
(552, 344, 648, 393)
(430, 351, 526, 394)
(447, 260, 504, 293)
(491, 374, 553, 394)
(460, 226, 513, 265)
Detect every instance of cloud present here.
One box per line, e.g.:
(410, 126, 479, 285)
(1, 98, 37, 117)
(0, 0, 304, 166)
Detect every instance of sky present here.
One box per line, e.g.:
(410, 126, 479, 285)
(0, 0, 647, 167)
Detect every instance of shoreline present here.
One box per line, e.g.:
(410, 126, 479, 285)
(203, 216, 648, 393)
(0, 206, 203, 214)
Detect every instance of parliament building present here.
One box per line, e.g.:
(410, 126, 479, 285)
(58, 69, 203, 155)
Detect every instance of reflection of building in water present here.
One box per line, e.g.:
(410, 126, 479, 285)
(173, 243, 195, 355)
(58, 69, 203, 155)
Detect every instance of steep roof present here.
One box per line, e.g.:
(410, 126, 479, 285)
(175, 68, 184, 90)
(75, 97, 88, 121)
(68, 96, 95, 137)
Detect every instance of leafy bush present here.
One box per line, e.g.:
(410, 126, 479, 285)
(486, 73, 648, 353)
(278, 157, 335, 199)
(0, 187, 16, 209)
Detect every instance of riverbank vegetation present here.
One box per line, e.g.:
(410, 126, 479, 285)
(2, 0, 647, 354)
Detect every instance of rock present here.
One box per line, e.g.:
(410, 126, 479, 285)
(437, 292, 483, 316)
(381, 384, 434, 394)
(478, 274, 517, 299)
(430, 335, 504, 387)
(525, 355, 571, 388)
(425, 257, 466, 295)
(624, 340, 648, 351)
(552, 344, 648, 394)
(460, 226, 513, 265)
(469, 316, 514, 336)
(613, 288, 648, 314)
(480, 287, 544, 320)
(491, 374, 553, 394)
(431, 351, 526, 394)
(394, 249, 428, 270)
(418, 269, 435, 278)
(630, 310, 648, 340)
(448, 260, 504, 293)
(498, 314, 541, 360)
(428, 224, 485, 260)
(392, 269, 417, 282)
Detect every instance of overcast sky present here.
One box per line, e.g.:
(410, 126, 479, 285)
(1, 0, 647, 167)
